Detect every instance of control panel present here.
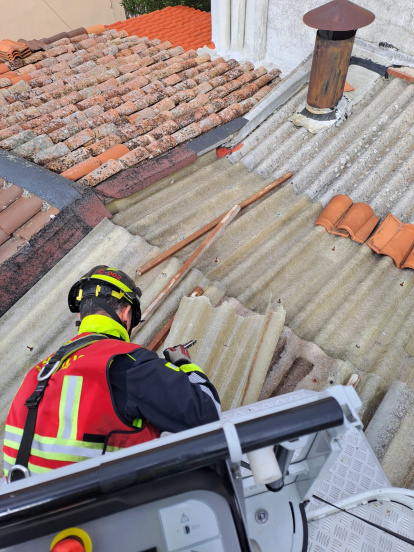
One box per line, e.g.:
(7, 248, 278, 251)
(1, 490, 242, 552)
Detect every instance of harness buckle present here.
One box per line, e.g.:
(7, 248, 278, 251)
(24, 390, 44, 409)
(8, 464, 31, 483)
(37, 360, 60, 382)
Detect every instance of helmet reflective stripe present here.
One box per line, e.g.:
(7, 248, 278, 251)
(90, 274, 134, 295)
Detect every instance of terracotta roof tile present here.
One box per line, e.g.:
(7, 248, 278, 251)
(0, 193, 43, 233)
(0, 182, 23, 209)
(15, 206, 59, 240)
(61, 157, 101, 180)
(64, 128, 95, 151)
(86, 134, 121, 156)
(106, 6, 213, 52)
(315, 195, 380, 243)
(13, 134, 54, 159)
(0, 40, 31, 61)
(367, 213, 414, 269)
(0, 227, 9, 245)
(0, 129, 36, 150)
(78, 158, 124, 186)
(32, 142, 70, 165)
(0, 27, 279, 185)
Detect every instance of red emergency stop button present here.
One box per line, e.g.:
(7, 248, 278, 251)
(51, 538, 85, 552)
(50, 528, 92, 552)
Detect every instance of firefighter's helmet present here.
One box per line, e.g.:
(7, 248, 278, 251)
(68, 266, 142, 329)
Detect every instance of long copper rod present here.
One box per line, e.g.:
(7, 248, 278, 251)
(137, 172, 293, 276)
(131, 205, 240, 338)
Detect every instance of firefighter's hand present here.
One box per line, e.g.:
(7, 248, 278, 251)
(163, 344, 191, 367)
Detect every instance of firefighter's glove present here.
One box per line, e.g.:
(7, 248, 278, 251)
(163, 344, 191, 367)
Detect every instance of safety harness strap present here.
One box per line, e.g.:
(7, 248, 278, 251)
(11, 334, 109, 482)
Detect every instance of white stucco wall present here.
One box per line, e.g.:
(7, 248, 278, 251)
(0, 0, 125, 41)
(266, 0, 414, 72)
(213, 0, 414, 75)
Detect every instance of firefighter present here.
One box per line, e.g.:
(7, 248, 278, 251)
(3, 266, 220, 482)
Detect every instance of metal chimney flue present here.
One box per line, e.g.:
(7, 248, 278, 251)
(303, 0, 375, 114)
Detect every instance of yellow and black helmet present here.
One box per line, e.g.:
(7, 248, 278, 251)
(68, 266, 142, 329)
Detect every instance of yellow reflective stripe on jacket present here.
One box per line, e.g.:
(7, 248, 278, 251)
(178, 363, 205, 374)
(5, 427, 105, 449)
(57, 376, 83, 440)
(4, 427, 122, 467)
(164, 362, 205, 374)
(5, 424, 23, 436)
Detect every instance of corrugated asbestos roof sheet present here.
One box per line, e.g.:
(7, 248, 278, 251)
(1, 32, 413, 489)
(106, 6, 214, 52)
(0, 217, 288, 473)
(231, 68, 414, 219)
(107, 144, 414, 488)
(164, 296, 285, 411)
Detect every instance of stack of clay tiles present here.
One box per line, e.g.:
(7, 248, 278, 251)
(0, 178, 58, 264)
(0, 28, 280, 187)
(0, 39, 31, 61)
(107, 6, 214, 51)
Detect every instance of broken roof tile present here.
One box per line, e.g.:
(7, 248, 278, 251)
(46, 146, 89, 172)
(315, 195, 380, 243)
(367, 213, 414, 269)
(146, 134, 177, 156)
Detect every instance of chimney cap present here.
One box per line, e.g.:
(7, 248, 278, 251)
(303, 0, 375, 31)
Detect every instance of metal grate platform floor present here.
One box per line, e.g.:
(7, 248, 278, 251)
(308, 428, 414, 551)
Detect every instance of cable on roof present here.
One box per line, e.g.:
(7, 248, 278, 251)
(41, 0, 73, 31)
(312, 494, 414, 547)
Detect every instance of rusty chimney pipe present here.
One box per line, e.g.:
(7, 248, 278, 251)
(303, 0, 375, 114)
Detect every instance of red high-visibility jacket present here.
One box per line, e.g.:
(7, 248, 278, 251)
(3, 333, 160, 477)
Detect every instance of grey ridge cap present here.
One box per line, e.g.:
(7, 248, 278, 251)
(229, 54, 313, 146)
(0, 150, 81, 210)
(354, 37, 414, 68)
